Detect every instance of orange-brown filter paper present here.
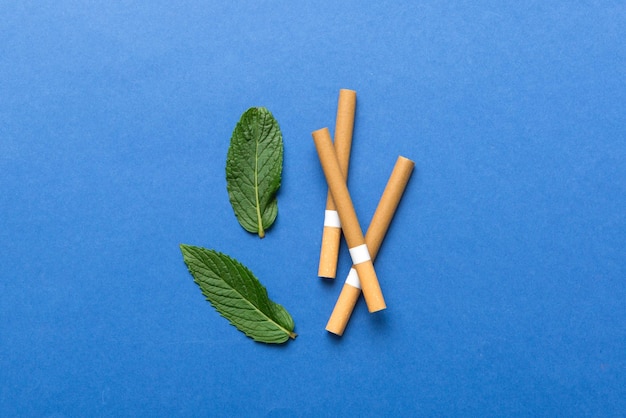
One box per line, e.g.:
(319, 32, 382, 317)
(319, 89, 356, 278)
(312, 127, 386, 312)
(326, 156, 415, 335)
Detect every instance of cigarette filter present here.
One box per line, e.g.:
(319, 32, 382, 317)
(326, 156, 415, 335)
(319, 89, 356, 279)
(312, 127, 385, 312)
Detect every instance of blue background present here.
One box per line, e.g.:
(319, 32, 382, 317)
(1, 2, 625, 417)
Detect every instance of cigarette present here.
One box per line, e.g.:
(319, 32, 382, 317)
(312, 127, 386, 313)
(319, 89, 356, 279)
(326, 156, 415, 336)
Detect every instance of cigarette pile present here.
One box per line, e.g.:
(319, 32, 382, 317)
(312, 89, 415, 336)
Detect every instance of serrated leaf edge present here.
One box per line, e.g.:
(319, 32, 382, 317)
(226, 107, 282, 238)
(180, 244, 296, 343)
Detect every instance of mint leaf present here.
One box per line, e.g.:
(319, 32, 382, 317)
(226, 107, 283, 238)
(180, 244, 296, 343)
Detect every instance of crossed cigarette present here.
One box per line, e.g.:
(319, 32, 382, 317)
(312, 89, 415, 336)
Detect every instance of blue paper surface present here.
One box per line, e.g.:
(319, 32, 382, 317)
(1, 2, 625, 416)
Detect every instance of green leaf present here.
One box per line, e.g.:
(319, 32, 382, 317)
(226, 107, 283, 238)
(180, 244, 296, 344)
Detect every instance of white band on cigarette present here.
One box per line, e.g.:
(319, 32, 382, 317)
(324, 210, 341, 228)
(345, 268, 361, 289)
(349, 244, 371, 265)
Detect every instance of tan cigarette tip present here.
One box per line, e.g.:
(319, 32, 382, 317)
(326, 283, 361, 336)
(355, 259, 386, 312)
(318, 226, 341, 278)
(334, 89, 356, 176)
(364, 156, 415, 259)
(318, 90, 356, 279)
